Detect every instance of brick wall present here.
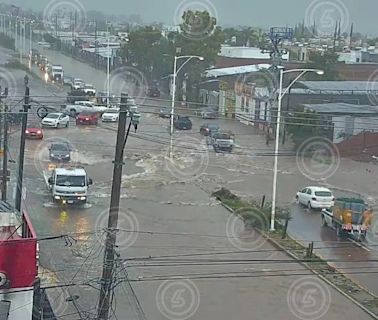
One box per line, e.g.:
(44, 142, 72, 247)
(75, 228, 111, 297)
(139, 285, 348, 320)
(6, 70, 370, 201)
(336, 131, 378, 161)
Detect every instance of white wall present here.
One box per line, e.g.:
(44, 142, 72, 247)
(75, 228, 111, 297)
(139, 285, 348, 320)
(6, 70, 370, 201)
(332, 116, 378, 143)
(0, 289, 34, 320)
(220, 46, 290, 60)
(338, 51, 363, 63)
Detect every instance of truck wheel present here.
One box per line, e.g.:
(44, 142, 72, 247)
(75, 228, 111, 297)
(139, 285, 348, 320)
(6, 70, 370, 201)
(321, 215, 327, 227)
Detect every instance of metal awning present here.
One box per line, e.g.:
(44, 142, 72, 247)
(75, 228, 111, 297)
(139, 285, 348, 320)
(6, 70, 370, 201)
(296, 81, 377, 93)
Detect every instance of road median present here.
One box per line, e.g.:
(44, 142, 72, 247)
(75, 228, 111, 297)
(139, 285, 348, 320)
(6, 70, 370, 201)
(212, 187, 378, 318)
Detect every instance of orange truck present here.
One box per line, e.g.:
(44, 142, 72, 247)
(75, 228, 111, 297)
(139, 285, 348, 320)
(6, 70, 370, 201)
(321, 198, 373, 241)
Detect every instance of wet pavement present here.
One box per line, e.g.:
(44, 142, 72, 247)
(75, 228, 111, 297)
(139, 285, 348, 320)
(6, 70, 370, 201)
(2, 48, 378, 319)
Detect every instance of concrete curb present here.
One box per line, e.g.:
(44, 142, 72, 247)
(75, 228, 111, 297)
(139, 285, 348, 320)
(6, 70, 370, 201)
(219, 201, 378, 319)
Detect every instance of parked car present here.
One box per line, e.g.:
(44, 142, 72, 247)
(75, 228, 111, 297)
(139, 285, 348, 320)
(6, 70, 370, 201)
(25, 122, 43, 139)
(37, 41, 51, 48)
(147, 87, 160, 97)
(41, 113, 70, 128)
(49, 143, 71, 162)
(159, 107, 171, 118)
(173, 115, 192, 130)
(76, 111, 100, 125)
(202, 108, 218, 119)
(200, 123, 219, 136)
(83, 84, 96, 96)
(296, 187, 335, 210)
(102, 109, 119, 122)
(73, 78, 84, 90)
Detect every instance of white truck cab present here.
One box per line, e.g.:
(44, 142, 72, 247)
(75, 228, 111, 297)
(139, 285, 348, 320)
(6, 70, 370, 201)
(48, 166, 93, 204)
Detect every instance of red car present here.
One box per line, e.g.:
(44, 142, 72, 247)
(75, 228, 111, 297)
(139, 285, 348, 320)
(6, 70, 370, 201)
(76, 112, 100, 125)
(26, 123, 43, 139)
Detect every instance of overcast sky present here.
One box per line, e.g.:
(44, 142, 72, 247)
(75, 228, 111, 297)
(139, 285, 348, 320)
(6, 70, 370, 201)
(5, 0, 378, 35)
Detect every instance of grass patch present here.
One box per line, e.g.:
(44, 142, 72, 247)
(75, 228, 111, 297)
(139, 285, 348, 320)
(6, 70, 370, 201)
(3, 60, 29, 72)
(214, 187, 378, 316)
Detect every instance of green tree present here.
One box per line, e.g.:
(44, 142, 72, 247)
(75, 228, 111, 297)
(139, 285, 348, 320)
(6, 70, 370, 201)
(122, 26, 164, 80)
(173, 10, 225, 102)
(286, 109, 323, 149)
(303, 50, 339, 80)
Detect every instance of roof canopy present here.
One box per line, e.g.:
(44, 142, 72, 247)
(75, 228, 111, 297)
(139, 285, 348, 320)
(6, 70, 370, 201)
(304, 102, 378, 114)
(204, 64, 271, 78)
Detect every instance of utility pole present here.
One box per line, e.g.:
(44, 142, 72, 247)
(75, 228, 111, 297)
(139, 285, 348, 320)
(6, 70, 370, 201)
(15, 75, 29, 212)
(97, 94, 129, 320)
(2, 104, 8, 201)
(95, 21, 98, 68)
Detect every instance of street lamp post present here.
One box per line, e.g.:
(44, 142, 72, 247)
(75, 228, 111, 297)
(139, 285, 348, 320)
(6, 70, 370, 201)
(270, 68, 324, 231)
(169, 55, 204, 158)
(106, 36, 110, 107)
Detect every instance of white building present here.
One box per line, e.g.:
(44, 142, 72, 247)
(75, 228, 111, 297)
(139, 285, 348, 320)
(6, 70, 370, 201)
(219, 45, 290, 60)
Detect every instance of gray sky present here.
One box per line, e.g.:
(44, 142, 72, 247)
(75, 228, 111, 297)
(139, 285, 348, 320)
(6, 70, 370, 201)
(5, 0, 377, 35)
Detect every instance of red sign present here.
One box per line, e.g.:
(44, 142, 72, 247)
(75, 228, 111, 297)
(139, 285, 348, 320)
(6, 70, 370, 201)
(0, 211, 37, 289)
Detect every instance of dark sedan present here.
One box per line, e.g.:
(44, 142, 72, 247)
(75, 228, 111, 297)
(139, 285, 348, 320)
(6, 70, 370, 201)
(147, 87, 160, 97)
(174, 116, 192, 130)
(159, 107, 171, 118)
(49, 143, 71, 161)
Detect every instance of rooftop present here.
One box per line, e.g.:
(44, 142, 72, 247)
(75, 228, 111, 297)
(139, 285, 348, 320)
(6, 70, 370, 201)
(296, 81, 376, 93)
(304, 102, 378, 115)
(204, 64, 271, 78)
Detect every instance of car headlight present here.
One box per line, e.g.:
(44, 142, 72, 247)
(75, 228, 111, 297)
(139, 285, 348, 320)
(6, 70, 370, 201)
(64, 154, 69, 157)
(25, 130, 29, 134)
(54, 196, 60, 200)
(50, 153, 55, 157)
(37, 130, 41, 134)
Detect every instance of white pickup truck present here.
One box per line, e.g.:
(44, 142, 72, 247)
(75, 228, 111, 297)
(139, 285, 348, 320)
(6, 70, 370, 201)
(63, 101, 108, 116)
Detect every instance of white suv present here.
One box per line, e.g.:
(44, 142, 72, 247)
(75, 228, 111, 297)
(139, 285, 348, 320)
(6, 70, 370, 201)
(296, 186, 334, 210)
